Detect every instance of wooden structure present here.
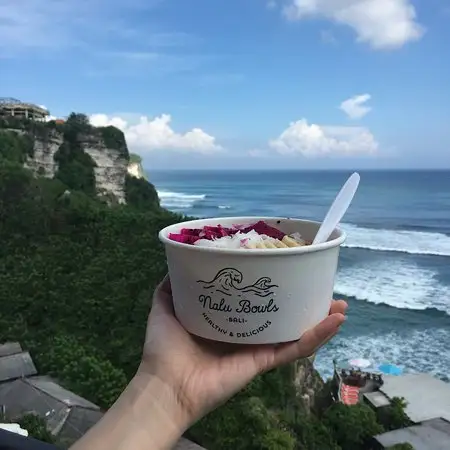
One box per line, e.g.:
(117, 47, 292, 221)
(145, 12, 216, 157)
(0, 98, 48, 121)
(332, 359, 384, 406)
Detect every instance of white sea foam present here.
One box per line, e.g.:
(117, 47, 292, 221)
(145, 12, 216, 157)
(335, 260, 450, 315)
(157, 190, 206, 209)
(341, 223, 450, 256)
(315, 328, 450, 382)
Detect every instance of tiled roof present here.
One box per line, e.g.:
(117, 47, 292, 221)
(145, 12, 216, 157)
(0, 342, 207, 449)
(0, 351, 37, 383)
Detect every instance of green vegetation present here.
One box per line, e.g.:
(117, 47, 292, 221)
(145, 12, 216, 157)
(322, 403, 383, 450)
(54, 137, 96, 197)
(376, 397, 413, 431)
(125, 174, 160, 210)
(0, 114, 61, 140)
(129, 153, 142, 163)
(0, 413, 55, 444)
(0, 118, 412, 449)
(99, 125, 128, 158)
(0, 130, 34, 162)
(18, 415, 56, 444)
(387, 444, 415, 450)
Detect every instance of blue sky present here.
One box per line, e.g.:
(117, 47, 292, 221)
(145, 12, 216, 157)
(1, 0, 450, 169)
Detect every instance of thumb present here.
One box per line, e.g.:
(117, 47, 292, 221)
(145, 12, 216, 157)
(269, 313, 345, 369)
(151, 274, 174, 317)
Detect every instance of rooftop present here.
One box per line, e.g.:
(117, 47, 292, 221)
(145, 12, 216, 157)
(0, 342, 206, 449)
(0, 98, 48, 112)
(0, 343, 22, 358)
(373, 418, 450, 450)
(379, 373, 450, 423)
(0, 351, 37, 383)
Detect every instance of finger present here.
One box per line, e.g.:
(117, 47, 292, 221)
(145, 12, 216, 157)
(151, 274, 175, 316)
(159, 274, 172, 294)
(270, 313, 345, 368)
(330, 299, 348, 315)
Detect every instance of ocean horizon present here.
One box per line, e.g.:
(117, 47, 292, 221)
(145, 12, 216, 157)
(149, 169, 450, 382)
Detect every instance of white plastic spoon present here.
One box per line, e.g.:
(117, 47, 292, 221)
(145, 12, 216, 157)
(312, 172, 360, 245)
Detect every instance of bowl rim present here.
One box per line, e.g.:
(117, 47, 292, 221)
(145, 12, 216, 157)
(159, 216, 346, 256)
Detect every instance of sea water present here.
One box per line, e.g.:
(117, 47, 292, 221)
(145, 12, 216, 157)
(151, 169, 450, 382)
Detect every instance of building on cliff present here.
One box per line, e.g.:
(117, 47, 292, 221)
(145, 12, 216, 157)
(0, 98, 49, 121)
(0, 342, 206, 449)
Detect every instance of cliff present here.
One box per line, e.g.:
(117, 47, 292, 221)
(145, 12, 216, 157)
(128, 153, 147, 180)
(0, 113, 137, 205)
(294, 358, 325, 412)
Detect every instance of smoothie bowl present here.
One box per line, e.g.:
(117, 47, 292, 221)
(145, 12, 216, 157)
(159, 217, 346, 345)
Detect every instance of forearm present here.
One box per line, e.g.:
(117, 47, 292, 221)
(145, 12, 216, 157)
(70, 371, 190, 450)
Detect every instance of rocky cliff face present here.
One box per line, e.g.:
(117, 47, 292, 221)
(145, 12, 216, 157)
(1, 116, 145, 205)
(293, 359, 325, 412)
(24, 130, 131, 204)
(78, 132, 128, 204)
(23, 129, 62, 178)
(127, 153, 146, 180)
(127, 161, 146, 180)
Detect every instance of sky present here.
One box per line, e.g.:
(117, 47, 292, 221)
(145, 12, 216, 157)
(1, 0, 450, 170)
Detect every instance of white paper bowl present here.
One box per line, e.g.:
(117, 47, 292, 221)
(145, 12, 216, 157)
(159, 217, 346, 345)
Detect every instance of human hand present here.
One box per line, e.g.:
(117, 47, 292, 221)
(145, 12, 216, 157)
(139, 275, 347, 431)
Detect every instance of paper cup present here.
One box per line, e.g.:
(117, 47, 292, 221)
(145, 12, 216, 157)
(159, 217, 345, 345)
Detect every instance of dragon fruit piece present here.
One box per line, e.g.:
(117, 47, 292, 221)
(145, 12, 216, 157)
(179, 228, 202, 236)
(241, 221, 285, 240)
(168, 233, 201, 244)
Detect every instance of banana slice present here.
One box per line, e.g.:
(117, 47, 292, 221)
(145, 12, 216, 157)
(282, 236, 303, 247)
(245, 236, 306, 249)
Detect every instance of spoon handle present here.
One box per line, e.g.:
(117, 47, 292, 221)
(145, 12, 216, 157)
(312, 172, 360, 245)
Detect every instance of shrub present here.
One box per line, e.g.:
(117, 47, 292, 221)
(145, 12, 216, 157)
(377, 397, 413, 431)
(387, 444, 415, 450)
(18, 414, 55, 444)
(323, 403, 384, 450)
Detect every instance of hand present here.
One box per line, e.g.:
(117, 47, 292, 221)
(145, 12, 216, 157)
(139, 275, 347, 428)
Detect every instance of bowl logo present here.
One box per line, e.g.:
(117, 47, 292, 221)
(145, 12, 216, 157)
(196, 268, 280, 339)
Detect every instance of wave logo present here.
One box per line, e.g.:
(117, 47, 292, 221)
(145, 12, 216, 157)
(197, 268, 278, 299)
(196, 268, 281, 340)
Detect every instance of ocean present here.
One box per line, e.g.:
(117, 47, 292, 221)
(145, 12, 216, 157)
(150, 170, 450, 382)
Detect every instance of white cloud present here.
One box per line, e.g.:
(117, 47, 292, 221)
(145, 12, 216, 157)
(269, 119, 378, 157)
(89, 113, 222, 154)
(340, 94, 372, 119)
(283, 0, 424, 49)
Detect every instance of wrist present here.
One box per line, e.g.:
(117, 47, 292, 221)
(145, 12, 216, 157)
(71, 371, 190, 450)
(132, 368, 193, 438)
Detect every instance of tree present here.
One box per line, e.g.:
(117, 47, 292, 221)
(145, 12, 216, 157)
(190, 396, 296, 450)
(387, 444, 414, 450)
(376, 397, 413, 431)
(17, 414, 55, 444)
(65, 113, 91, 134)
(0, 130, 34, 162)
(34, 334, 128, 409)
(323, 403, 384, 450)
(99, 126, 129, 158)
(125, 174, 160, 210)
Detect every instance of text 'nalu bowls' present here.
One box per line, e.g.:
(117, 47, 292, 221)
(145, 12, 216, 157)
(159, 217, 346, 345)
